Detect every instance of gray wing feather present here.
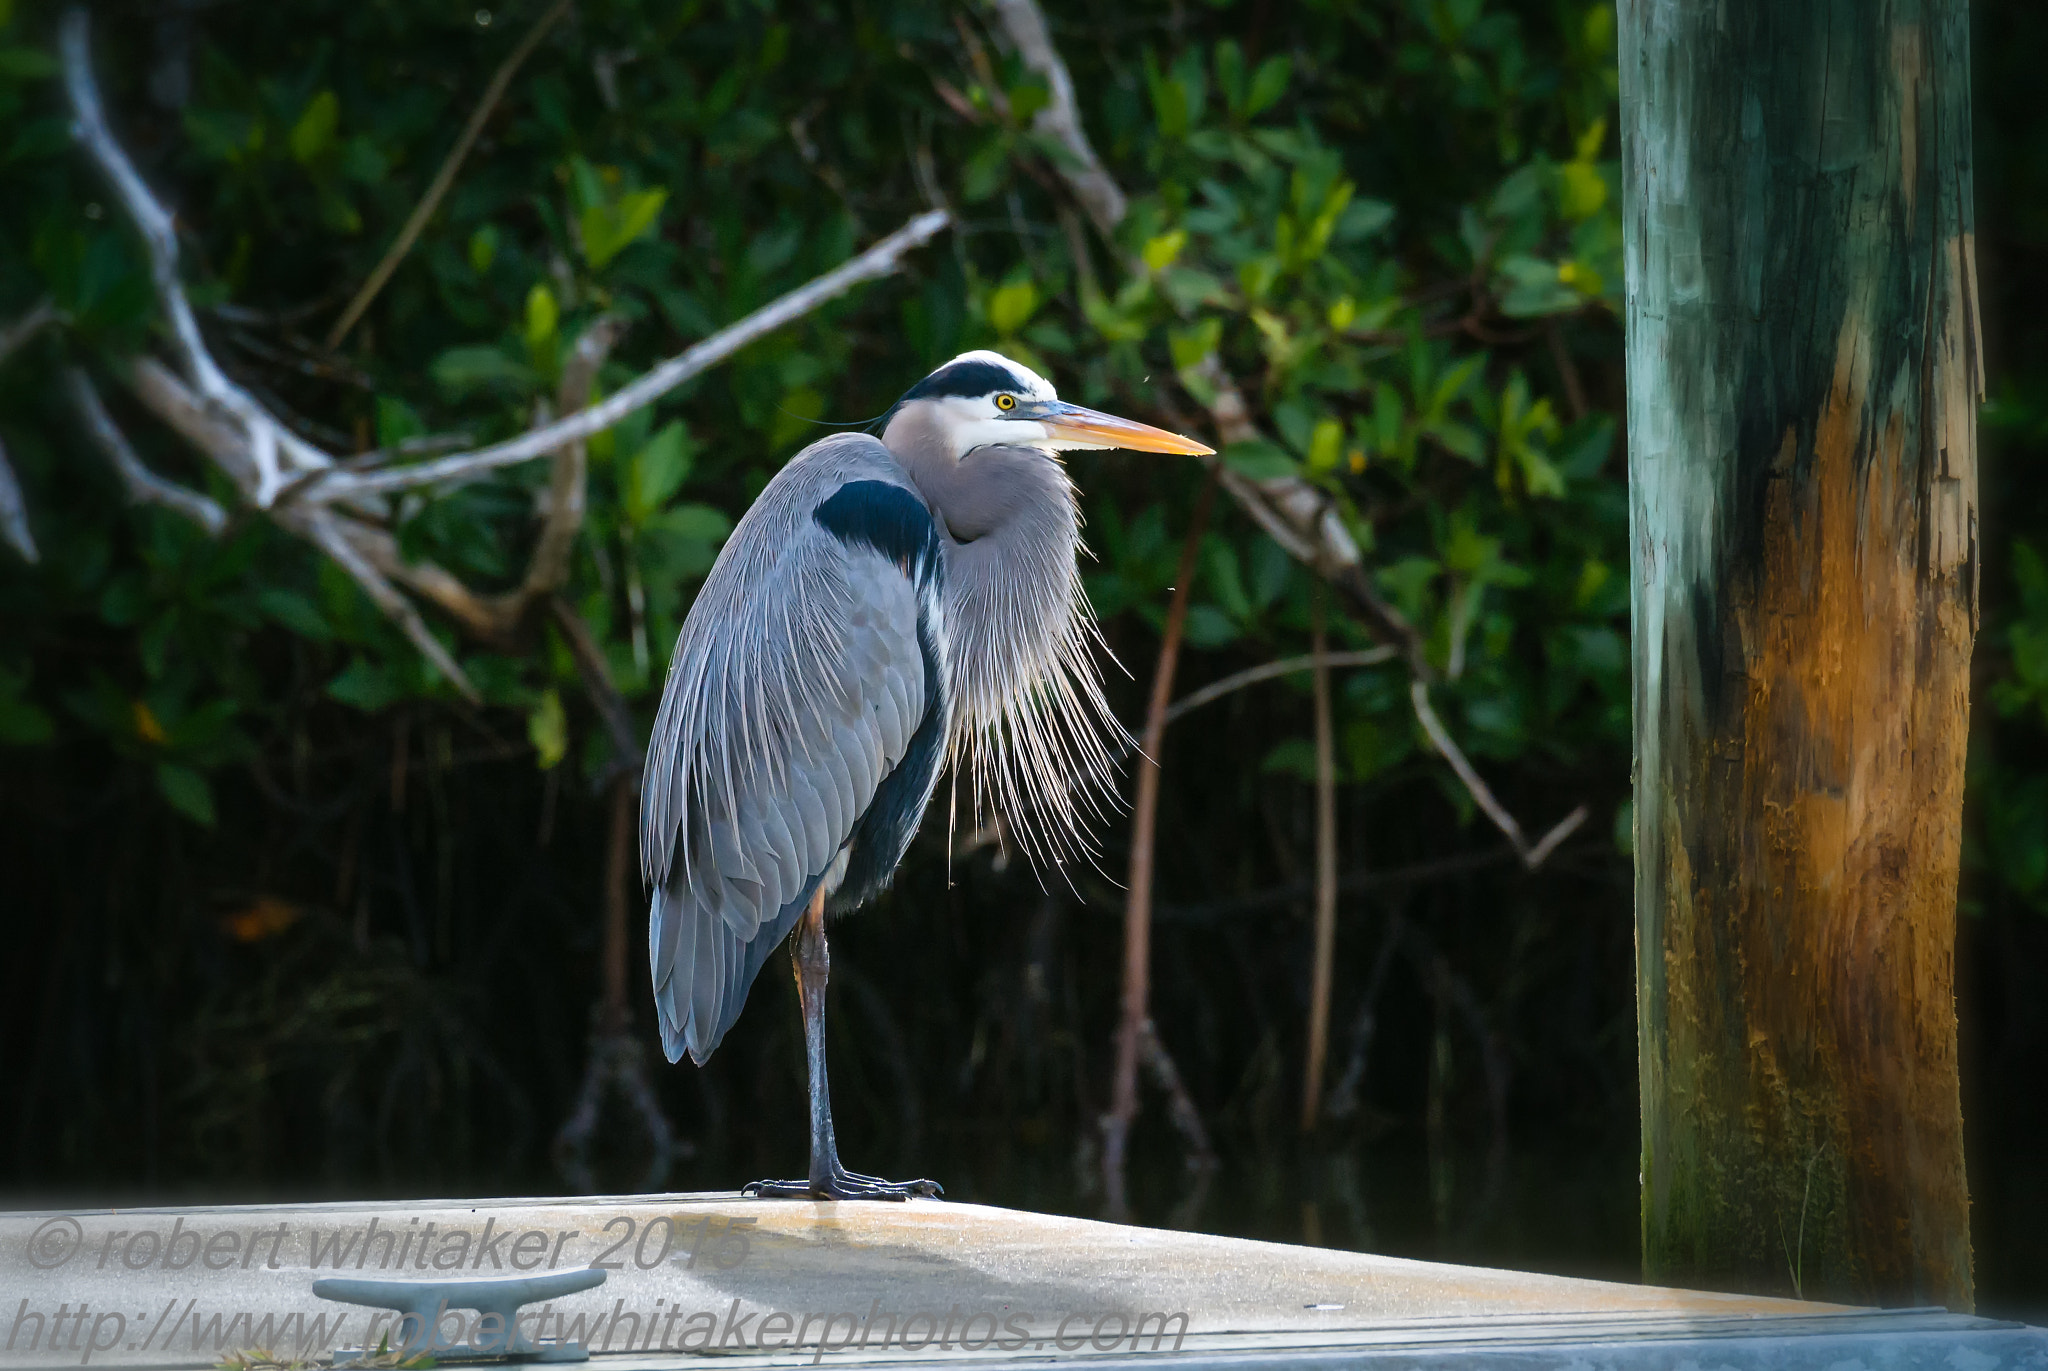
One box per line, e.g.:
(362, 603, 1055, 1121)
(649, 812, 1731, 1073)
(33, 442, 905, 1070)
(642, 434, 934, 1064)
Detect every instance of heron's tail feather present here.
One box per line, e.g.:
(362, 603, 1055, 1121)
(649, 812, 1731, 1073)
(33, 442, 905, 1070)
(649, 884, 688, 1065)
(650, 871, 822, 1067)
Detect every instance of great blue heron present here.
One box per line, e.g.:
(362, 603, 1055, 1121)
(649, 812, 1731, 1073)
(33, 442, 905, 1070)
(641, 350, 1212, 1199)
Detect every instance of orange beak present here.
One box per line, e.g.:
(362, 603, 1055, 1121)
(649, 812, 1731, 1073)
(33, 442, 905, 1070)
(1024, 401, 1215, 455)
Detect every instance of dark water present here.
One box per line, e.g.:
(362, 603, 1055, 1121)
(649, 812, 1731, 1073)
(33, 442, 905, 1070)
(874, 1128, 2045, 1322)
(934, 1135, 1643, 1286)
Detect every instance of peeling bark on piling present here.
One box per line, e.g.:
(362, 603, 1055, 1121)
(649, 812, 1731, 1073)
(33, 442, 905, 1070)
(1619, 0, 1978, 1307)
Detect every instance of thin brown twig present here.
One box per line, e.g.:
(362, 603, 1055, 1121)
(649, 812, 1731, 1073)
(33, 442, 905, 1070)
(1548, 318, 1589, 422)
(1164, 647, 1397, 725)
(1103, 471, 1216, 1219)
(1301, 589, 1338, 1133)
(927, 73, 984, 125)
(225, 326, 376, 390)
(952, 13, 1010, 121)
(325, 0, 575, 349)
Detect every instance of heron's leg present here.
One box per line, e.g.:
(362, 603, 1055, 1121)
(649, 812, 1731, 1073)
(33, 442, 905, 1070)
(742, 886, 941, 1201)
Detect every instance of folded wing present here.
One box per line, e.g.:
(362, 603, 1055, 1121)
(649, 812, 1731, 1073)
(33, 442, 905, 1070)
(640, 436, 942, 1065)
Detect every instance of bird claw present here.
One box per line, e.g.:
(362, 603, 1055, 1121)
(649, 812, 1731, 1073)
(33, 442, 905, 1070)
(742, 1171, 943, 1201)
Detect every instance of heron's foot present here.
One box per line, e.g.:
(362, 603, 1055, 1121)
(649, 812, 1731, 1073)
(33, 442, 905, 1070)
(742, 1167, 942, 1201)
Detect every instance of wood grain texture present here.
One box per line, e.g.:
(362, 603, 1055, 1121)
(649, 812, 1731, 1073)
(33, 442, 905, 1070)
(1619, 0, 1978, 1306)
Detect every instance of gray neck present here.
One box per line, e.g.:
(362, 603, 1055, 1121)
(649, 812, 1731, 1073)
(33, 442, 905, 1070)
(880, 406, 1124, 865)
(884, 406, 1078, 711)
(882, 404, 1055, 543)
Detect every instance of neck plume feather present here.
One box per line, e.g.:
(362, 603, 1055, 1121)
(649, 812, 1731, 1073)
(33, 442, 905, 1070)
(898, 432, 1129, 871)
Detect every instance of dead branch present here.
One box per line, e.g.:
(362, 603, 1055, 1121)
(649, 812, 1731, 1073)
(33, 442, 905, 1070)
(1409, 679, 1587, 869)
(971, 1, 1437, 682)
(58, 7, 947, 700)
(295, 508, 480, 701)
(331, 316, 629, 646)
(0, 299, 60, 370)
(124, 358, 262, 493)
(64, 8, 330, 509)
(327, 0, 575, 348)
(511, 316, 622, 607)
(0, 438, 37, 563)
(327, 517, 504, 642)
(1164, 647, 1396, 725)
(1521, 802, 1588, 868)
(1191, 363, 1586, 864)
(987, 0, 1127, 238)
(1190, 355, 1433, 676)
(65, 369, 227, 534)
(333, 208, 950, 499)
(1139, 1018, 1217, 1174)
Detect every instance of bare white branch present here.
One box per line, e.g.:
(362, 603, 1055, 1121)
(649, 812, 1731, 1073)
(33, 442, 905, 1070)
(988, 0, 1127, 238)
(125, 357, 259, 489)
(333, 207, 952, 499)
(57, 6, 948, 704)
(1410, 679, 1583, 870)
(62, 6, 331, 507)
(0, 437, 36, 562)
(521, 315, 623, 600)
(66, 368, 228, 534)
(1164, 648, 1397, 726)
(1, 303, 60, 559)
(1523, 803, 1589, 869)
(297, 509, 479, 703)
(0, 299, 61, 370)
(332, 518, 506, 642)
(1189, 354, 1367, 580)
(1409, 678, 1524, 848)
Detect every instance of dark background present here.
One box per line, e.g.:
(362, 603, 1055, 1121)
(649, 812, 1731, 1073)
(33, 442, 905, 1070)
(2, 0, 2043, 1320)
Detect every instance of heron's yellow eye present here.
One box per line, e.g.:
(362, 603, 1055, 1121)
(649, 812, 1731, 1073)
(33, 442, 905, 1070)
(995, 393, 1017, 411)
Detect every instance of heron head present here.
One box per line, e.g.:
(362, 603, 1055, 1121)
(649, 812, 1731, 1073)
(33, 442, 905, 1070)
(882, 350, 1214, 461)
